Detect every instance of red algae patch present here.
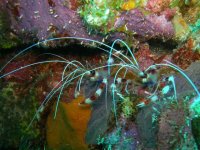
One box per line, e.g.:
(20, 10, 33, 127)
(46, 96, 91, 150)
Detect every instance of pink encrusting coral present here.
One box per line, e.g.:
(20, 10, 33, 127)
(160, 8, 176, 21)
(146, 14, 174, 39)
(146, 0, 171, 13)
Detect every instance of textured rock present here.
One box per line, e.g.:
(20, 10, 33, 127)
(175, 62, 200, 97)
(135, 103, 160, 149)
(158, 105, 198, 149)
(115, 9, 175, 41)
(0, 0, 102, 46)
(0, 0, 176, 48)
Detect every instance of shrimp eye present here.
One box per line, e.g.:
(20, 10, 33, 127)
(90, 70, 95, 76)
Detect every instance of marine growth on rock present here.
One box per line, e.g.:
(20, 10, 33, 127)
(0, 0, 200, 149)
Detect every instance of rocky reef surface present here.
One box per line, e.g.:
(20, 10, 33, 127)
(0, 0, 199, 50)
(0, 0, 200, 150)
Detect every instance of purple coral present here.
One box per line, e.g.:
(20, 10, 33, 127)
(2, 0, 101, 43)
(114, 8, 174, 41)
(1, 0, 175, 47)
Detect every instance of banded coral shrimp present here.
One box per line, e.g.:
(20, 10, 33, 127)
(0, 37, 200, 149)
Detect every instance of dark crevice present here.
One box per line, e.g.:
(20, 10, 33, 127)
(148, 38, 178, 54)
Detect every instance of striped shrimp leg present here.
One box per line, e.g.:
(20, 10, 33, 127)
(114, 77, 132, 94)
(137, 98, 151, 107)
(85, 70, 100, 81)
(78, 78, 108, 106)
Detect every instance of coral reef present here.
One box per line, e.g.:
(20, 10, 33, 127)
(0, 36, 200, 149)
(0, 0, 200, 149)
(115, 8, 174, 41)
(0, 0, 177, 48)
(79, 0, 122, 34)
(0, 83, 41, 149)
(0, 0, 199, 49)
(146, 0, 171, 13)
(157, 104, 197, 149)
(172, 39, 200, 69)
(189, 19, 200, 52)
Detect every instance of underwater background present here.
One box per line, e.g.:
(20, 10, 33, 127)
(0, 0, 200, 149)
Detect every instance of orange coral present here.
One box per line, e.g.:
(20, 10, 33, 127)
(46, 97, 91, 150)
(121, 0, 136, 11)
